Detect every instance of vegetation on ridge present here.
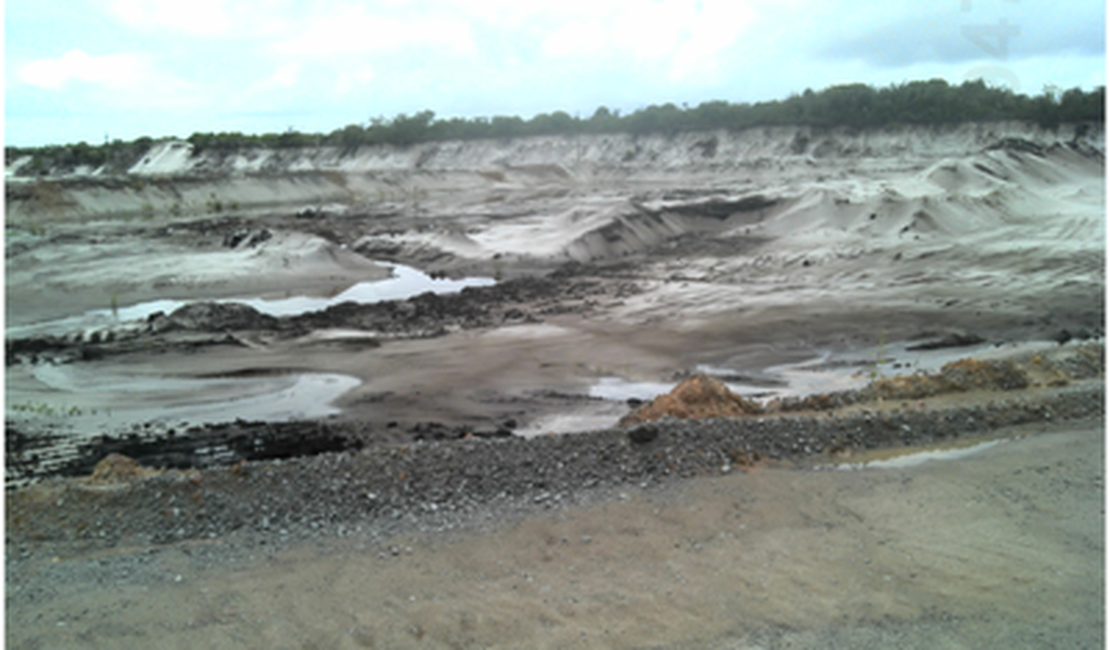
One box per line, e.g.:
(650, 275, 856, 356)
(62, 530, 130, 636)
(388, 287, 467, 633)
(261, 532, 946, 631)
(6, 79, 1104, 176)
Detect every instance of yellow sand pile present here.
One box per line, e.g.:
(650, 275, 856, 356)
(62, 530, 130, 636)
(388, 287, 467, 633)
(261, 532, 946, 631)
(88, 453, 159, 484)
(620, 373, 762, 426)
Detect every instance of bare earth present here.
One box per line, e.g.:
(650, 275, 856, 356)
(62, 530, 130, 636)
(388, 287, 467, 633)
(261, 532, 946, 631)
(6, 419, 1104, 649)
(5, 122, 1105, 648)
(6, 124, 1105, 436)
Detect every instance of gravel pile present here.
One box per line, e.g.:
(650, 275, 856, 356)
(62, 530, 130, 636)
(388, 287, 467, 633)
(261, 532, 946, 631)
(7, 383, 1103, 554)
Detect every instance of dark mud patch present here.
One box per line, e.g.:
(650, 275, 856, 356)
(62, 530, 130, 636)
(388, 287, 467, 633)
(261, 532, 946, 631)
(907, 331, 986, 351)
(194, 367, 310, 378)
(36, 421, 371, 483)
(6, 266, 628, 366)
(292, 336, 382, 351)
(149, 301, 280, 332)
(5, 416, 522, 488)
(6, 384, 1103, 548)
(6, 331, 249, 366)
(5, 425, 69, 484)
(635, 193, 778, 219)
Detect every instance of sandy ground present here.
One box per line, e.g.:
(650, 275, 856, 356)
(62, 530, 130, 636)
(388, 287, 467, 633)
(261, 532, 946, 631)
(5, 124, 1105, 647)
(6, 419, 1103, 649)
(5, 227, 391, 328)
(6, 130, 1104, 435)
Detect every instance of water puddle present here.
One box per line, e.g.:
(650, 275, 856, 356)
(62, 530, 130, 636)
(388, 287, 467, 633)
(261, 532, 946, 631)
(9, 365, 360, 434)
(515, 403, 632, 438)
(5, 263, 491, 427)
(826, 437, 1009, 470)
(754, 353, 871, 395)
(588, 339, 1065, 406)
(6, 263, 495, 338)
(823, 339, 1061, 377)
(589, 377, 697, 402)
(234, 264, 495, 316)
(589, 354, 870, 404)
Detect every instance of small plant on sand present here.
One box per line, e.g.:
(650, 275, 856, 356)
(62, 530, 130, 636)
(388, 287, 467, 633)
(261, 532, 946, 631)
(868, 329, 890, 380)
(110, 291, 120, 321)
(10, 402, 88, 417)
(205, 193, 223, 214)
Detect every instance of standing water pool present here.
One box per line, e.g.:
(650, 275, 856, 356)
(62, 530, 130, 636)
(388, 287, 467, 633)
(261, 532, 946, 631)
(6, 263, 496, 339)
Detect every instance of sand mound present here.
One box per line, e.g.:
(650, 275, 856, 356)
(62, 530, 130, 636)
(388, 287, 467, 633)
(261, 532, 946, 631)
(563, 211, 689, 261)
(88, 453, 158, 484)
(619, 373, 762, 426)
(154, 302, 278, 332)
(866, 358, 1031, 400)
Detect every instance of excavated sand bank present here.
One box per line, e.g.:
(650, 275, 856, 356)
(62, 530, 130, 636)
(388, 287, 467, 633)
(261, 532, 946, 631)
(5, 121, 1105, 648)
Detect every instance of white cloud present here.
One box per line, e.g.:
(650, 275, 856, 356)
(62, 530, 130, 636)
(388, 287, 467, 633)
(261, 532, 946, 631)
(541, 23, 608, 58)
(668, 1, 756, 82)
(106, 0, 292, 38)
(271, 6, 474, 57)
(15, 49, 209, 113)
(18, 49, 154, 90)
(270, 63, 301, 88)
(537, 2, 684, 61)
(536, 0, 756, 83)
(613, 2, 689, 60)
(335, 67, 376, 95)
(447, 0, 608, 26)
(8, 0, 1101, 147)
(108, 0, 234, 36)
(223, 62, 311, 112)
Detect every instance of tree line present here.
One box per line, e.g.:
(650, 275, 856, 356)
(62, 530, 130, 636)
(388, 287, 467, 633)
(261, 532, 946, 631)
(7, 79, 1104, 175)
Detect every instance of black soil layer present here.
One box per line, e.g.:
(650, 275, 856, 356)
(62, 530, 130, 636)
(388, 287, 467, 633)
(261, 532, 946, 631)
(5, 266, 640, 366)
(6, 248, 1103, 368)
(6, 343, 1104, 489)
(7, 383, 1102, 550)
(6, 418, 519, 486)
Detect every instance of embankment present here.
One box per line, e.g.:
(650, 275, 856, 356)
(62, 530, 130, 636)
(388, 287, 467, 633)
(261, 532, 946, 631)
(6, 121, 1102, 224)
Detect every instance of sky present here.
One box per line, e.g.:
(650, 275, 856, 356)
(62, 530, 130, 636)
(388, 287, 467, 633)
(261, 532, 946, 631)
(5, 0, 1106, 147)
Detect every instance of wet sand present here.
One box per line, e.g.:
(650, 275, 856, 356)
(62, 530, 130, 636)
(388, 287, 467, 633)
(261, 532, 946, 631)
(5, 124, 1105, 648)
(7, 126, 1104, 436)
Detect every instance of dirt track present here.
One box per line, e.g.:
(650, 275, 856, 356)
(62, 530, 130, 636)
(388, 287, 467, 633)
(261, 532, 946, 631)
(7, 416, 1104, 649)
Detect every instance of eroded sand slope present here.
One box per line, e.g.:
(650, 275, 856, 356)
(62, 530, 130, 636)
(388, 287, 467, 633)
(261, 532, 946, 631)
(6, 122, 1104, 443)
(5, 120, 1105, 648)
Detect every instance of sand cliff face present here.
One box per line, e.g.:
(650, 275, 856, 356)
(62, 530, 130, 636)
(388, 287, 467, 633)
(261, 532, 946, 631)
(5, 121, 1102, 225)
(7, 119, 1104, 346)
(120, 121, 1104, 174)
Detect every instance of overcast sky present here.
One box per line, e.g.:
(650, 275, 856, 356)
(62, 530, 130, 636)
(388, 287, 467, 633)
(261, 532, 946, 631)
(5, 0, 1106, 147)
